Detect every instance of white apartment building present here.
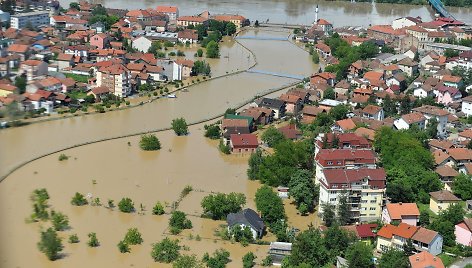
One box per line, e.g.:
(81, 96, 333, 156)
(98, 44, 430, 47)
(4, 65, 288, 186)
(10, 11, 49, 29)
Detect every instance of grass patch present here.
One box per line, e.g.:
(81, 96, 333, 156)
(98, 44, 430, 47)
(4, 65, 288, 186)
(438, 253, 457, 267)
(64, 73, 89, 83)
(67, 90, 88, 100)
(417, 203, 438, 220)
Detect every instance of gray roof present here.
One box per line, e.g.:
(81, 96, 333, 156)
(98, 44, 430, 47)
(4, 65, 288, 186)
(256, 97, 285, 110)
(227, 208, 265, 232)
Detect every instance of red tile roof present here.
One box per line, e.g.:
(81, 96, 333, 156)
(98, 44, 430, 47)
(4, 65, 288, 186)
(156, 6, 178, 13)
(409, 252, 444, 268)
(230, 134, 258, 148)
(385, 203, 420, 220)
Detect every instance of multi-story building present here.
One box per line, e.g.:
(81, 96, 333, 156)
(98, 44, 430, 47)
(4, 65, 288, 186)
(156, 6, 179, 23)
(314, 149, 377, 178)
(412, 105, 449, 138)
(96, 64, 131, 97)
(10, 11, 49, 29)
(177, 16, 208, 27)
(212, 14, 247, 28)
(377, 223, 443, 256)
(314, 133, 371, 156)
(318, 168, 387, 223)
(462, 95, 472, 117)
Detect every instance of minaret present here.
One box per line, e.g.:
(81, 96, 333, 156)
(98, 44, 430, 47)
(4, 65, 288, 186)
(314, 5, 319, 26)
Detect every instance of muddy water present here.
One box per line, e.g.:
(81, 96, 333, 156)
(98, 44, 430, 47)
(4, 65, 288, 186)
(0, 28, 316, 178)
(0, 29, 318, 267)
(60, 0, 472, 26)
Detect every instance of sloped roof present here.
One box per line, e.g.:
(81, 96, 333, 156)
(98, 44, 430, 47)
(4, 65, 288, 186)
(409, 251, 445, 268)
(227, 208, 265, 232)
(430, 190, 460, 201)
(386, 203, 420, 220)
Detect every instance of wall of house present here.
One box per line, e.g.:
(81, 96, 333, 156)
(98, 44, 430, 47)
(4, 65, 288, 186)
(132, 38, 152, 53)
(462, 101, 472, 116)
(430, 199, 457, 214)
(376, 236, 392, 253)
(427, 235, 443, 256)
(402, 215, 419, 226)
(455, 224, 472, 247)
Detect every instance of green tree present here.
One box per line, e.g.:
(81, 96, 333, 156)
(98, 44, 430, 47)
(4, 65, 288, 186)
(117, 240, 130, 253)
(261, 126, 286, 147)
(37, 228, 63, 260)
(378, 249, 409, 268)
(197, 48, 204, 57)
(419, 210, 430, 227)
(426, 117, 438, 138)
(14, 75, 27, 94)
(312, 53, 320, 64)
(71, 192, 88, 206)
(288, 169, 317, 212)
(203, 249, 231, 268)
(192, 60, 211, 75)
(152, 201, 165, 215)
(337, 192, 351, 225)
(139, 134, 161, 150)
(324, 225, 357, 261)
(171, 117, 189, 136)
(242, 252, 256, 268)
(321, 202, 336, 227)
(329, 104, 349, 121)
(118, 197, 134, 213)
(247, 149, 263, 180)
(403, 238, 416, 256)
(346, 242, 373, 268)
(87, 232, 99, 247)
(68, 234, 79, 243)
(169, 211, 192, 234)
(287, 228, 330, 267)
(254, 186, 286, 229)
(452, 174, 472, 200)
(173, 254, 203, 268)
(231, 225, 254, 245)
(201, 192, 246, 220)
(444, 48, 459, 58)
(225, 22, 237, 35)
(206, 40, 220, 58)
(69, 2, 80, 10)
(151, 238, 181, 263)
(382, 95, 397, 117)
(323, 88, 336, 100)
(51, 211, 69, 231)
(124, 228, 143, 245)
(204, 124, 220, 139)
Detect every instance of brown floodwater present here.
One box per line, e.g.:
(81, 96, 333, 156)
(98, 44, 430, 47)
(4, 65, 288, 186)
(59, 0, 472, 26)
(0, 28, 317, 178)
(0, 29, 319, 267)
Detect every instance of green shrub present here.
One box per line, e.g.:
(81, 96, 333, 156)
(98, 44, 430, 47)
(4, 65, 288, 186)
(71, 192, 88, 206)
(124, 228, 143, 245)
(118, 197, 134, 213)
(139, 134, 161, 151)
(58, 154, 68, 161)
(68, 234, 79, 243)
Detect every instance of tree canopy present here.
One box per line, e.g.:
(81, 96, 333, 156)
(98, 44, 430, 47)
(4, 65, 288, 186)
(201, 192, 246, 220)
(37, 228, 63, 261)
(172, 118, 189, 136)
(254, 185, 286, 229)
(261, 126, 286, 147)
(288, 169, 317, 213)
(151, 238, 181, 263)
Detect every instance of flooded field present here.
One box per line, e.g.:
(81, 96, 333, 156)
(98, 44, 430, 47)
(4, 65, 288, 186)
(0, 29, 319, 267)
(0, 124, 317, 267)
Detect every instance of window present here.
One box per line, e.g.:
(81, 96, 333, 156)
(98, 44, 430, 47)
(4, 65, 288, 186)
(370, 207, 376, 211)
(370, 200, 376, 203)
(330, 198, 336, 202)
(327, 161, 333, 165)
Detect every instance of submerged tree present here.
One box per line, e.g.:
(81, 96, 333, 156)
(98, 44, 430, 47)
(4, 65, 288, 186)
(37, 228, 63, 261)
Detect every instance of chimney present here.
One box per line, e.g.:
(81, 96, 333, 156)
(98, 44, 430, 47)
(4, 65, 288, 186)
(399, 202, 402, 205)
(416, 257, 419, 262)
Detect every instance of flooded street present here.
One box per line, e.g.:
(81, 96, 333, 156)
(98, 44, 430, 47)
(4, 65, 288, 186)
(58, 0, 472, 26)
(0, 29, 318, 267)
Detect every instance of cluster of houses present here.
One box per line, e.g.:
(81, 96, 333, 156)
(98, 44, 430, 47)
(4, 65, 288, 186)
(0, 1, 247, 115)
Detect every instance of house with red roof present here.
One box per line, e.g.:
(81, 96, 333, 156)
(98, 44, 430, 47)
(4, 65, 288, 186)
(409, 252, 445, 268)
(156, 6, 179, 22)
(178, 29, 198, 44)
(310, 72, 336, 87)
(278, 93, 303, 114)
(212, 14, 247, 28)
(314, 42, 331, 58)
(19, 59, 48, 81)
(362, 105, 384, 121)
(229, 133, 258, 154)
(90, 33, 110, 50)
(376, 223, 443, 256)
(435, 85, 462, 105)
(96, 64, 132, 97)
(314, 18, 333, 35)
(382, 203, 420, 226)
(177, 16, 208, 28)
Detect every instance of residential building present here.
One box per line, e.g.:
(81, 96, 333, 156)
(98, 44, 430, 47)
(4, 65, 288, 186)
(175, 59, 193, 78)
(423, 42, 471, 56)
(462, 95, 472, 117)
(409, 251, 445, 268)
(446, 148, 472, 166)
(239, 107, 273, 126)
(412, 106, 449, 137)
(87, 86, 110, 100)
(177, 29, 198, 44)
(90, 33, 110, 49)
(455, 218, 472, 247)
(56, 53, 74, 70)
(436, 85, 462, 105)
(0, 84, 17, 97)
(96, 64, 131, 97)
(156, 59, 181, 81)
(315, 149, 377, 176)
(132, 36, 152, 53)
(10, 11, 49, 29)
(394, 112, 427, 130)
(382, 203, 420, 226)
(314, 133, 371, 156)
(177, 16, 208, 27)
(19, 59, 48, 81)
(212, 14, 247, 28)
(229, 133, 258, 154)
(318, 168, 386, 223)
(377, 223, 443, 256)
(221, 118, 250, 144)
(268, 242, 292, 266)
(253, 97, 286, 119)
(429, 190, 461, 215)
(397, 57, 419, 76)
(331, 118, 357, 133)
(392, 16, 422, 30)
(156, 6, 179, 23)
(279, 93, 302, 114)
(227, 208, 264, 239)
(362, 105, 384, 121)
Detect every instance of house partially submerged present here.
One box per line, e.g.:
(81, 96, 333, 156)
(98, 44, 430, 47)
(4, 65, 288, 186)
(227, 208, 265, 239)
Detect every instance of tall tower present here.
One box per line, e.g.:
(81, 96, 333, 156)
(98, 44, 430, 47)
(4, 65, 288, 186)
(314, 5, 319, 26)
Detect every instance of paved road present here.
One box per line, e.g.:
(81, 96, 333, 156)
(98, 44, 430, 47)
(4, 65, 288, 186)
(450, 257, 472, 268)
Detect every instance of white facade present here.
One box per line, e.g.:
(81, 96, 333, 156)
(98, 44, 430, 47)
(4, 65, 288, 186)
(394, 117, 426, 131)
(392, 17, 418, 30)
(132, 36, 152, 53)
(462, 98, 472, 117)
(10, 11, 49, 29)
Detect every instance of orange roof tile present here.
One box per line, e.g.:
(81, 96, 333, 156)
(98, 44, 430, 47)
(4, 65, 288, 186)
(385, 203, 420, 220)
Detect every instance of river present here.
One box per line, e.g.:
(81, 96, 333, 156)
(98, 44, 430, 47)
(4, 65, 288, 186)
(59, 0, 472, 26)
(0, 28, 320, 267)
